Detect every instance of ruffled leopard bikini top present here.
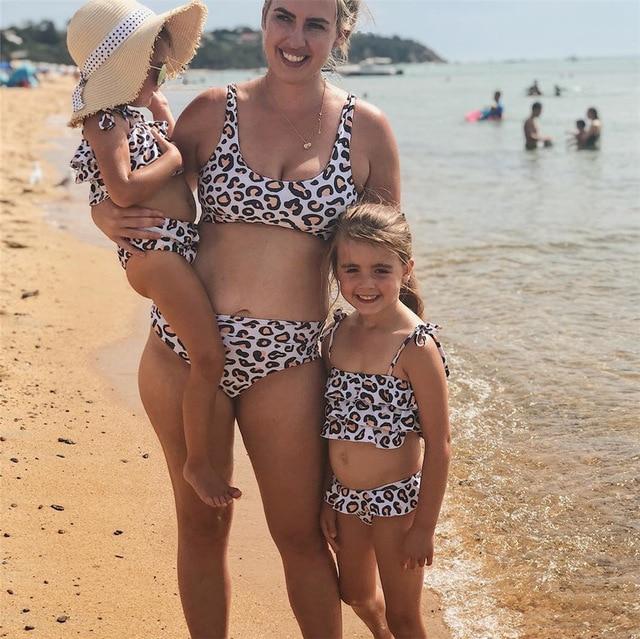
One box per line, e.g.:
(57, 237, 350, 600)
(70, 106, 169, 206)
(322, 309, 449, 450)
(197, 84, 359, 240)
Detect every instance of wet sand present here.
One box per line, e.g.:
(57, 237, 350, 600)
(0, 78, 451, 638)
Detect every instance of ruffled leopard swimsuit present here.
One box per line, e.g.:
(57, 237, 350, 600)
(151, 85, 359, 398)
(70, 106, 198, 269)
(322, 309, 449, 525)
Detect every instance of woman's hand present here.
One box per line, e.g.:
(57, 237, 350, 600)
(91, 199, 165, 255)
(402, 524, 434, 570)
(320, 502, 339, 553)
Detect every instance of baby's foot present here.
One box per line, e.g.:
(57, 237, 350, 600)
(183, 460, 242, 508)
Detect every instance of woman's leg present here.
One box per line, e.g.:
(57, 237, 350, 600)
(373, 513, 427, 639)
(128, 251, 236, 507)
(335, 512, 392, 639)
(235, 359, 342, 639)
(139, 333, 236, 639)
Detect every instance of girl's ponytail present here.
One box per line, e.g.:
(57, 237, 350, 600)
(400, 272, 425, 318)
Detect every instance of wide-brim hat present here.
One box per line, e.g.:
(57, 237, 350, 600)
(67, 0, 207, 127)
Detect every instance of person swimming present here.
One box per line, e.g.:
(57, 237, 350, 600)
(524, 102, 552, 150)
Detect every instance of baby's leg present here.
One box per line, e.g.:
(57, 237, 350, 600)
(126, 251, 240, 507)
(373, 513, 427, 639)
(335, 512, 392, 639)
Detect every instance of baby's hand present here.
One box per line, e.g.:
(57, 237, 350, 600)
(150, 127, 182, 170)
(148, 90, 170, 114)
(402, 524, 434, 570)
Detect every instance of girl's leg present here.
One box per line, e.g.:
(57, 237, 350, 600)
(128, 251, 238, 507)
(235, 360, 342, 639)
(334, 512, 392, 639)
(373, 513, 427, 639)
(139, 333, 236, 638)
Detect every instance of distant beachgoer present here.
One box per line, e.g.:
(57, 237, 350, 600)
(583, 107, 602, 150)
(527, 79, 542, 96)
(67, 0, 239, 509)
(554, 84, 563, 97)
(567, 119, 587, 148)
(524, 102, 552, 150)
(320, 204, 450, 639)
(479, 90, 503, 120)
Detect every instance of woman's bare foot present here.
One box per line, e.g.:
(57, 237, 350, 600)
(183, 459, 242, 507)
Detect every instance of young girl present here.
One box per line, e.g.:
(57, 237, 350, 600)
(320, 203, 451, 639)
(68, 0, 240, 508)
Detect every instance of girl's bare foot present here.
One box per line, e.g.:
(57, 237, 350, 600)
(183, 459, 242, 507)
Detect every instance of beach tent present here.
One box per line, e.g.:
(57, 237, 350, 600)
(7, 65, 39, 88)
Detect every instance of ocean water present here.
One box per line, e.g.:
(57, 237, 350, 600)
(164, 57, 640, 639)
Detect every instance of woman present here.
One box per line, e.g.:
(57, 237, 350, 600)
(92, 1, 400, 636)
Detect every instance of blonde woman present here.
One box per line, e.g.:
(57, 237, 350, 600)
(92, 1, 401, 636)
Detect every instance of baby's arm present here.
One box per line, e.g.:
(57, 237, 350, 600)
(402, 337, 451, 568)
(83, 113, 182, 208)
(149, 91, 175, 137)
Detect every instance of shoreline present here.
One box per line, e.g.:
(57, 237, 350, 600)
(0, 79, 451, 638)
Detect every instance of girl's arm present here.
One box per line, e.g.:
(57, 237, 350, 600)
(148, 91, 175, 136)
(84, 113, 182, 209)
(402, 338, 451, 569)
(91, 88, 226, 253)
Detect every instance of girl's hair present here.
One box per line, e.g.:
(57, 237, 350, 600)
(261, 0, 363, 66)
(328, 203, 425, 317)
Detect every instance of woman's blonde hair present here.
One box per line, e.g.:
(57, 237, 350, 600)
(328, 203, 425, 318)
(261, 0, 362, 65)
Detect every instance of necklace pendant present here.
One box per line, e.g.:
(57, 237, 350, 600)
(303, 142, 312, 150)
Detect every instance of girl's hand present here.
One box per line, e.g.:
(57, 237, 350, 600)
(402, 524, 434, 570)
(149, 128, 182, 171)
(91, 199, 165, 255)
(149, 90, 170, 113)
(320, 502, 339, 553)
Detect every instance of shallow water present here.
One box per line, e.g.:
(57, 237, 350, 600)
(117, 57, 640, 638)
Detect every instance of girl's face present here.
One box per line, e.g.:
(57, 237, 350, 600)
(336, 239, 413, 316)
(132, 39, 170, 107)
(262, 0, 340, 82)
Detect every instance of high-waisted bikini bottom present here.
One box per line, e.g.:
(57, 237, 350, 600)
(325, 472, 421, 526)
(151, 305, 324, 398)
(117, 217, 199, 269)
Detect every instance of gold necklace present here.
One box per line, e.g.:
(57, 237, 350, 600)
(267, 78, 327, 151)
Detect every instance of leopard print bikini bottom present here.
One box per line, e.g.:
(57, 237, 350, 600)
(117, 218, 199, 269)
(150, 305, 324, 398)
(325, 472, 421, 526)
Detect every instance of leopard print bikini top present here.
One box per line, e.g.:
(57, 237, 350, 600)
(70, 106, 169, 206)
(197, 85, 359, 240)
(322, 309, 449, 450)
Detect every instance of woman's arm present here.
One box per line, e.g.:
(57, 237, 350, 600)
(350, 101, 401, 207)
(84, 115, 182, 209)
(402, 338, 451, 569)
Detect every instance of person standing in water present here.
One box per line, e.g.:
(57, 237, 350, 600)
(524, 102, 552, 150)
(583, 107, 602, 150)
(479, 90, 503, 120)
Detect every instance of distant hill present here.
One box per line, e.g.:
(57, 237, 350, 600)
(0, 21, 446, 68)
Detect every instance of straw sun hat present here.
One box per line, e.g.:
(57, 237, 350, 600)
(67, 0, 207, 126)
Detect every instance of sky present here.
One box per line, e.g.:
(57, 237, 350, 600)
(1, 0, 639, 62)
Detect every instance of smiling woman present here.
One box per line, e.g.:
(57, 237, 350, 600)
(262, 0, 360, 67)
(90, 0, 403, 637)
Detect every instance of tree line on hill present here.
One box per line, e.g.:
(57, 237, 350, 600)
(0, 21, 445, 68)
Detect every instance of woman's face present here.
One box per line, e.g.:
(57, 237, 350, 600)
(262, 0, 340, 82)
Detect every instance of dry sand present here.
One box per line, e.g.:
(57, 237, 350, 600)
(0, 78, 451, 638)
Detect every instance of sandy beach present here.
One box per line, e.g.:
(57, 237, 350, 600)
(0, 79, 451, 638)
